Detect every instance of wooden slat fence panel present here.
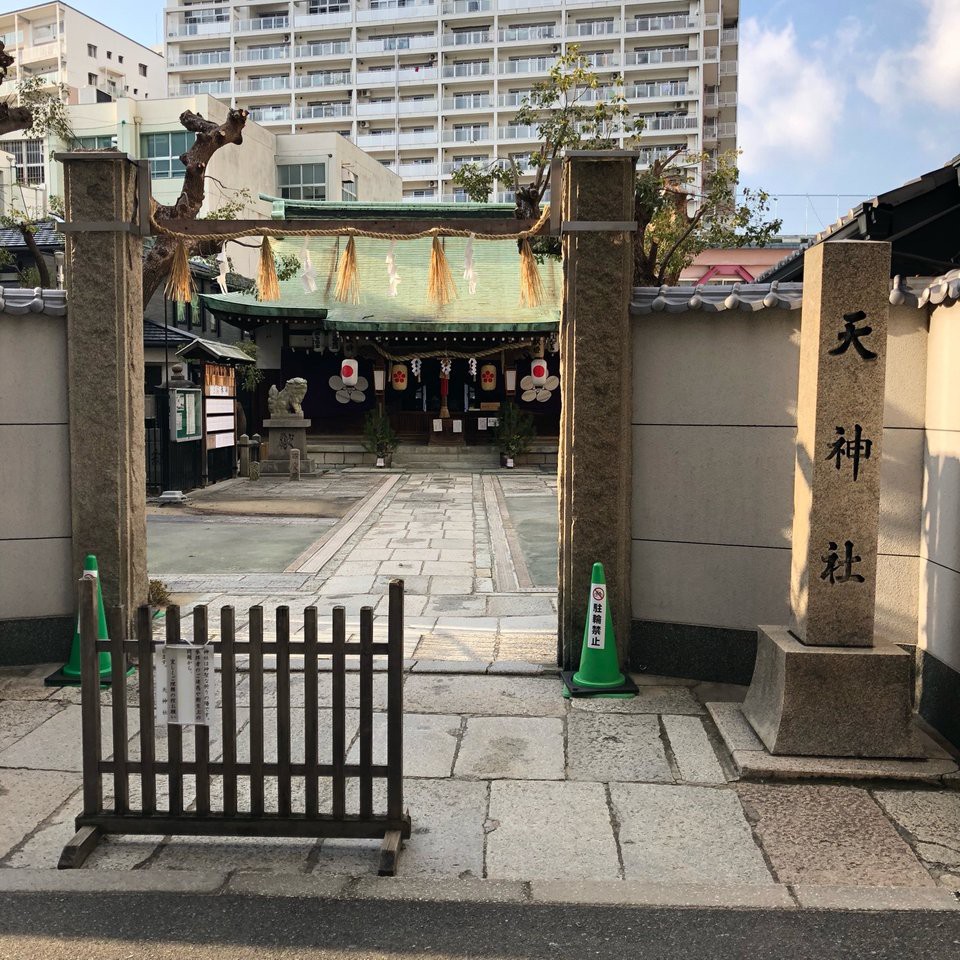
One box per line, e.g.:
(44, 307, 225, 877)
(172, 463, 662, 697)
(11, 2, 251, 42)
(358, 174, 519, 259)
(61, 578, 410, 874)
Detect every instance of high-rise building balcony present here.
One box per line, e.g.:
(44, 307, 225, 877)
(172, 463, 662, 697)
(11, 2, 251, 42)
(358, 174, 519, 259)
(294, 9, 353, 28)
(629, 80, 690, 99)
(19, 41, 61, 64)
(441, 30, 493, 49)
(443, 93, 492, 111)
(356, 0, 438, 23)
(297, 103, 353, 119)
(236, 76, 291, 93)
(442, 126, 491, 143)
(640, 115, 699, 133)
(358, 98, 440, 115)
(441, 158, 493, 175)
(496, 91, 531, 108)
(719, 61, 737, 76)
(296, 71, 353, 88)
(441, 62, 492, 79)
(169, 79, 232, 96)
(567, 21, 619, 39)
(168, 50, 232, 69)
(235, 46, 290, 63)
(442, 0, 492, 13)
(722, 27, 739, 44)
(235, 16, 290, 34)
(637, 144, 690, 166)
(624, 48, 698, 67)
(498, 0, 555, 10)
(703, 90, 737, 108)
(624, 14, 698, 34)
(296, 41, 352, 57)
(247, 105, 292, 123)
(498, 123, 538, 140)
(397, 161, 439, 177)
(358, 66, 439, 86)
(499, 24, 558, 43)
(498, 57, 557, 76)
(356, 35, 438, 53)
(167, 20, 230, 39)
(583, 53, 620, 70)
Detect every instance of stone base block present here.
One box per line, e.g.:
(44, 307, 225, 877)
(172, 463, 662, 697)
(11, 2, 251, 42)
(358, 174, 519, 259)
(741, 626, 923, 758)
(259, 458, 317, 476)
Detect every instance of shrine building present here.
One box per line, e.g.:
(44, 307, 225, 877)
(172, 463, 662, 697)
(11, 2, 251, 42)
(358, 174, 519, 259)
(200, 200, 561, 456)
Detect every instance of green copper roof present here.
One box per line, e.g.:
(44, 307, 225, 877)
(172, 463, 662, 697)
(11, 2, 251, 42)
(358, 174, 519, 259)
(200, 234, 560, 333)
(263, 196, 518, 221)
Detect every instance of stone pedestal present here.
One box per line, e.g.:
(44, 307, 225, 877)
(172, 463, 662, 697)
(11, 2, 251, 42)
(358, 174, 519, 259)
(260, 418, 316, 475)
(742, 627, 921, 758)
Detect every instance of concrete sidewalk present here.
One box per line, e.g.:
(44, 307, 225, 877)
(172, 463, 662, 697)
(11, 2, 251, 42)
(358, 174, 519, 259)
(1, 665, 958, 911)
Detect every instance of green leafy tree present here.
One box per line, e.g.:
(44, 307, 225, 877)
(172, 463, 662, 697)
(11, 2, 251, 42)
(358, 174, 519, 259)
(452, 45, 641, 217)
(234, 340, 263, 395)
(634, 149, 782, 286)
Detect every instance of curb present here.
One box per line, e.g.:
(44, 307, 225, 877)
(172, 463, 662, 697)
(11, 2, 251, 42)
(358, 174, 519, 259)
(0, 870, 956, 912)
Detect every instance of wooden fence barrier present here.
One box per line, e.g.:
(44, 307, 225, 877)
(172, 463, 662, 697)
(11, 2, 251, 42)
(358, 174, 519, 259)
(60, 577, 411, 875)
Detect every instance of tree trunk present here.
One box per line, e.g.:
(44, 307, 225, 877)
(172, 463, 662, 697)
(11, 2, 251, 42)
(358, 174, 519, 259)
(145, 107, 248, 308)
(19, 226, 51, 288)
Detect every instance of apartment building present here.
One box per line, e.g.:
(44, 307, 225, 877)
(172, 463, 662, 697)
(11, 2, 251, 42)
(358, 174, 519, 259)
(0, 3, 166, 208)
(164, 0, 739, 203)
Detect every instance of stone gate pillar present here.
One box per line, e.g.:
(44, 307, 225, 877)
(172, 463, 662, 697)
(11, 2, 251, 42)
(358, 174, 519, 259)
(558, 151, 637, 669)
(60, 152, 148, 622)
(742, 240, 919, 757)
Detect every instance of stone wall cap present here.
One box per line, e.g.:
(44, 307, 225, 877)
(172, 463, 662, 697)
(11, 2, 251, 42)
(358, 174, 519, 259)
(0, 287, 67, 317)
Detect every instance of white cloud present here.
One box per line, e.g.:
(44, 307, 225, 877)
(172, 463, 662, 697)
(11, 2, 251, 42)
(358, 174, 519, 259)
(738, 19, 845, 175)
(859, 0, 960, 110)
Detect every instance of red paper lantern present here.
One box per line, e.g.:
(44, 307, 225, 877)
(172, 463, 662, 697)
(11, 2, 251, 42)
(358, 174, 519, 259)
(530, 358, 548, 387)
(391, 362, 408, 391)
(341, 358, 358, 387)
(480, 363, 497, 392)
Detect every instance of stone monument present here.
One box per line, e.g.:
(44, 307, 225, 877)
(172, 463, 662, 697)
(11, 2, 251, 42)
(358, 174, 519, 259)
(742, 240, 920, 758)
(260, 377, 317, 476)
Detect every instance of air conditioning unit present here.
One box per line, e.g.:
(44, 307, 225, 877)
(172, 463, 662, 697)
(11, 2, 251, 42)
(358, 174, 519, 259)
(359, 119, 368, 127)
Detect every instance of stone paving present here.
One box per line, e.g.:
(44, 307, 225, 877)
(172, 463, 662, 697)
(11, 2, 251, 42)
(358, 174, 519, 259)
(1, 666, 959, 898)
(152, 472, 559, 666)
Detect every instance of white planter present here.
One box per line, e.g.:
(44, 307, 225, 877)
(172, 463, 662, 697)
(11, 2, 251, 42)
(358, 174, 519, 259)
(376, 456, 385, 468)
(505, 457, 514, 468)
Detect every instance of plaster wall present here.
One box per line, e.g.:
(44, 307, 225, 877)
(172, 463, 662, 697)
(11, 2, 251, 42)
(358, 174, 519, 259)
(919, 300, 960, 675)
(630, 302, 927, 657)
(0, 311, 73, 646)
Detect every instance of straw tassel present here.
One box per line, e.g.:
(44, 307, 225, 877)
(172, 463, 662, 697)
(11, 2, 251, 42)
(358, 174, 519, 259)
(164, 239, 193, 303)
(334, 236, 361, 304)
(427, 235, 457, 307)
(518, 237, 544, 308)
(256, 237, 281, 302)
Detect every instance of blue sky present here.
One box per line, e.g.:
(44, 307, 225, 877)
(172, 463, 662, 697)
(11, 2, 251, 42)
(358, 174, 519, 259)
(7, 0, 957, 234)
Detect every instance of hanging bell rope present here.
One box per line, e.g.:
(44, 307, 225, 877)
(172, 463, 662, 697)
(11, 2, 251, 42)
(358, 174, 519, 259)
(427, 236, 457, 307)
(164, 239, 193, 303)
(256, 237, 281, 302)
(518, 238, 545, 308)
(334, 235, 361, 305)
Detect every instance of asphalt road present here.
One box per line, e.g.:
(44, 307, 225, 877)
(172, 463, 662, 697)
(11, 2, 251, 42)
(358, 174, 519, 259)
(1, 893, 959, 960)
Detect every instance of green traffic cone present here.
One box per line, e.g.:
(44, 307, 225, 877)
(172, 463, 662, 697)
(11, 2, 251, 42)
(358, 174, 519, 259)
(46, 554, 129, 687)
(562, 562, 637, 699)
(62, 555, 112, 681)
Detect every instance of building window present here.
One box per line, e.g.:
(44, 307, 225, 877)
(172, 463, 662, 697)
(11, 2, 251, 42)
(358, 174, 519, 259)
(76, 135, 116, 149)
(341, 175, 357, 202)
(87, 43, 97, 57)
(106, 50, 112, 59)
(278, 162, 327, 201)
(118, 55, 124, 64)
(0, 138, 45, 185)
(87, 72, 97, 85)
(141, 130, 195, 179)
(139, 63, 148, 77)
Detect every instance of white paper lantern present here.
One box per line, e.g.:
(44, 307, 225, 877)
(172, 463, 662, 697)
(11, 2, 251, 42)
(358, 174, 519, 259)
(530, 358, 548, 387)
(341, 358, 358, 387)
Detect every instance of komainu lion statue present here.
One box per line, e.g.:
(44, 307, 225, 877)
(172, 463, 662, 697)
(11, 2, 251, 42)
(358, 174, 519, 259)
(267, 378, 308, 417)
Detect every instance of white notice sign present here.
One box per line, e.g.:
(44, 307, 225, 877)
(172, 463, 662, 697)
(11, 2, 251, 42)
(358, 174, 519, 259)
(432, 419, 443, 432)
(587, 584, 606, 650)
(478, 418, 488, 431)
(452, 419, 463, 433)
(153, 645, 217, 726)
